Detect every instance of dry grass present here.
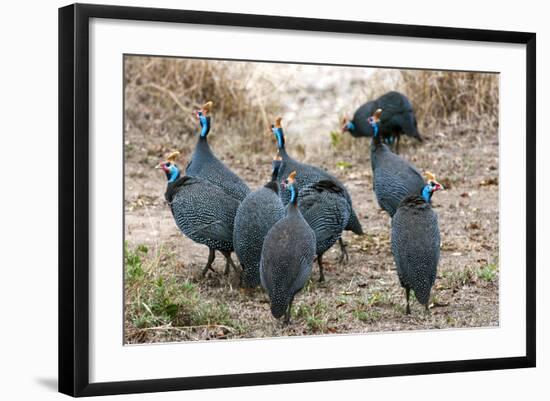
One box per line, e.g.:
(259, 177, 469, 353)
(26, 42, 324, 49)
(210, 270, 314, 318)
(125, 57, 499, 164)
(399, 70, 499, 131)
(124, 56, 282, 166)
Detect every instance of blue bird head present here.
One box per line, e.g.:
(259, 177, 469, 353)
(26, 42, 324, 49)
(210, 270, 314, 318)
(341, 116, 356, 134)
(281, 171, 297, 204)
(367, 108, 383, 139)
(195, 101, 213, 138)
(271, 117, 285, 149)
(156, 151, 181, 183)
(421, 171, 444, 202)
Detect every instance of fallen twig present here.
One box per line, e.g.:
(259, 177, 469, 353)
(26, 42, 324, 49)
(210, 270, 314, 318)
(138, 324, 236, 333)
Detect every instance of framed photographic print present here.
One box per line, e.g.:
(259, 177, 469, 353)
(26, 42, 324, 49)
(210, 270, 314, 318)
(58, 3, 536, 397)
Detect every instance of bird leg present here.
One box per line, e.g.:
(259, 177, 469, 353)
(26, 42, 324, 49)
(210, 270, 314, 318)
(221, 251, 239, 275)
(338, 238, 349, 264)
(201, 248, 217, 276)
(224, 260, 230, 275)
(394, 133, 401, 154)
(405, 288, 411, 315)
(284, 298, 294, 325)
(317, 253, 325, 283)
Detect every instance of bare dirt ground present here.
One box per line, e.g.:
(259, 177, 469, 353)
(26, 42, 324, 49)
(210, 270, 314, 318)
(124, 122, 499, 343)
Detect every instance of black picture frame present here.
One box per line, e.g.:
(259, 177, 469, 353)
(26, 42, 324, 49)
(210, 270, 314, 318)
(58, 3, 536, 397)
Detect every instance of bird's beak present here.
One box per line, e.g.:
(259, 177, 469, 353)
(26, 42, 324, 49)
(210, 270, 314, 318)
(340, 117, 347, 133)
(155, 163, 164, 169)
(434, 181, 444, 191)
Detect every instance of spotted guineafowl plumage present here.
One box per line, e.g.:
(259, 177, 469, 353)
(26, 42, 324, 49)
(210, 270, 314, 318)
(271, 118, 363, 241)
(185, 101, 250, 201)
(298, 179, 351, 282)
(391, 176, 443, 313)
(158, 152, 240, 276)
(233, 157, 285, 288)
(260, 171, 316, 324)
(368, 109, 426, 217)
(342, 91, 422, 153)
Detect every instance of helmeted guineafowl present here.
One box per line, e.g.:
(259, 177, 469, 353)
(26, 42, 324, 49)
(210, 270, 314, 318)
(185, 101, 250, 201)
(391, 172, 443, 314)
(342, 91, 422, 153)
(233, 156, 285, 288)
(271, 117, 363, 258)
(298, 179, 351, 282)
(260, 171, 316, 324)
(368, 109, 426, 218)
(158, 151, 240, 276)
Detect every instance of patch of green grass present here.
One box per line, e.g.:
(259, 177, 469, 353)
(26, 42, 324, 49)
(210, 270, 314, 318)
(353, 296, 384, 323)
(329, 129, 360, 155)
(441, 263, 498, 290)
(446, 316, 457, 326)
(133, 314, 153, 329)
(330, 131, 343, 147)
(294, 303, 330, 332)
(305, 316, 325, 332)
(150, 277, 179, 321)
(180, 280, 196, 292)
(124, 242, 148, 283)
(336, 295, 350, 307)
(353, 309, 381, 323)
(441, 267, 476, 289)
(366, 290, 392, 307)
(392, 303, 407, 314)
(125, 246, 242, 334)
(302, 279, 315, 293)
(129, 275, 239, 330)
(477, 263, 498, 282)
(336, 161, 353, 170)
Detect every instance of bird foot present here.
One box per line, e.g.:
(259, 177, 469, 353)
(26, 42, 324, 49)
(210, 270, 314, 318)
(337, 239, 349, 264)
(221, 252, 239, 275)
(338, 252, 349, 265)
(201, 265, 217, 277)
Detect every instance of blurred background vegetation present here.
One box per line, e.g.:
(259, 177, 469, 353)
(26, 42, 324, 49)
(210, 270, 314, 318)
(124, 56, 498, 167)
